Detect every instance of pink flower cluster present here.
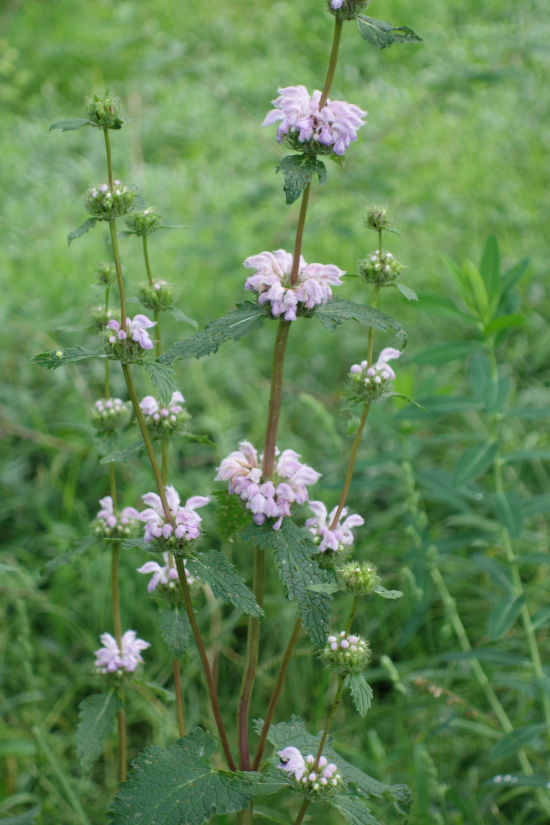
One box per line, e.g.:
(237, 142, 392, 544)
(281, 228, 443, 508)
(139, 485, 209, 543)
(137, 552, 196, 592)
(94, 630, 150, 674)
(350, 347, 400, 384)
(96, 496, 140, 530)
(106, 314, 156, 350)
(277, 747, 341, 789)
(263, 85, 367, 156)
(244, 249, 345, 321)
(306, 501, 364, 553)
(140, 391, 185, 419)
(215, 441, 321, 530)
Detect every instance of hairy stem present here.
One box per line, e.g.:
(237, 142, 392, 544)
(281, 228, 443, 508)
(314, 675, 345, 769)
(142, 235, 161, 357)
(366, 285, 380, 367)
(109, 221, 126, 330)
(293, 799, 311, 825)
(262, 319, 291, 478)
(175, 558, 236, 770)
(104, 286, 111, 398)
(319, 17, 344, 109)
(290, 183, 311, 286)
(104, 129, 113, 188)
(329, 403, 370, 529)
(252, 615, 302, 770)
(117, 687, 127, 783)
(237, 547, 267, 770)
(345, 596, 359, 635)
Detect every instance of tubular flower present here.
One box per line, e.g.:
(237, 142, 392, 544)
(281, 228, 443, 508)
(103, 314, 157, 361)
(85, 180, 137, 220)
(92, 496, 140, 539)
(215, 441, 321, 530)
(306, 501, 364, 559)
(138, 486, 209, 554)
(263, 85, 367, 156)
(139, 391, 190, 440)
(277, 747, 343, 799)
(243, 249, 345, 322)
(94, 630, 150, 675)
(349, 347, 400, 402)
(137, 552, 196, 594)
(138, 279, 174, 312)
(91, 397, 131, 432)
(357, 250, 405, 285)
(320, 630, 371, 674)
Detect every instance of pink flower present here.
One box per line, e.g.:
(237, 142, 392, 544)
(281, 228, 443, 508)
(243, 250, 345, 321)
(277, 747, 306, 781)
(263, 85, 367, 156)
(107, 314, 156, 351)
(94, 630, 150, 674)
(306, 500, 364, 553)
(350, 348, 401, 386)
(139, 486, 209, 544)
(95, 496, 140, 533)
(140, 391, 185, 417)
(137, 552, 195, 592)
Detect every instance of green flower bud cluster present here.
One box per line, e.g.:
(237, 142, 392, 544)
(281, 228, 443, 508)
(320, 630, 371, 674)
(357, 250, 405, 285)
(363, 205, 395, 233)
(91, 305, 119, 330)
(138, 280, 174, 312)
(102, 331, 148, 364)
(95, 262, 117, 287)
(84, 92, 125, 130)
(124, 207, 162, 236)
(92, 516, 140, 542)
(91, 398, 131, 433)
(141, 397, 190, 441)
(338, 561, 380, 595)
(85, 181, 137, 221)
(326, 0, 370, 21)
(348, 361, 395, 403)
(292, 756, 343, 801)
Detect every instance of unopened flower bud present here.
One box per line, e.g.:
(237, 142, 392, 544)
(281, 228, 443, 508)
(348, 348, 400, 403)
(363, 204, 396, 233)
(139, 392, 190, 440)
(124, 207, 162, 237)
(85, 181, 137, 221)
(327, 0, 371, 21)
(91, 305, 120, 330)
(137, 279, 174, 312)
(91, 397, 131, 433)
(357, 249, 405, 285)
(338, 561, 380, 595)
(320, 630, 371, 674)
(84, 92, 125, 130)
(95, 262, 117, 287)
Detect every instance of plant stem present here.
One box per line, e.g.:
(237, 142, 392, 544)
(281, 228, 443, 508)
(290, 183, 311, 286)
(262, 319, 291, 478)
(314, 675, 345, 769)
(252, 615, 302, 770)
(104, 286, 111, 398)
(329, 403, 370, 530)
(366, 285, 380, 367)
(116, 687, 127, 783)
(109, 221, 126, 329)
(345, 596, 359, 635)
(142, 235, 161, 358)
(104, 130, 113, 188)
(175, 557, 236, 770)
(237, 547, 267, 770)
(294, 799, 311, 825)
(319, 18, 344, 109)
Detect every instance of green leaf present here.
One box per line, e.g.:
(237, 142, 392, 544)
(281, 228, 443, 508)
(186, 551, 264, 618)
(505, 407, 550, 420)
(488, 595, 525, 640)
(414, 341, 482, 365)
(143, 361, 177, 407)
(276, 155, 327, 205)
(327, 794, 379, 825)
(490, 724, 548, 760)
(348, 415, 361, 435)
(159, 304, 267, 365)
(254, 807, 293, 825)
(483, 313, 524, 337)
(171, 308, 199, 329)
(356, 15, 423, 49)
(374, 585, 403, 599)
(0, 562, 18, 573)
(158, 605, 191, 661)
(472, 553, 515, 596)
(0, 805, 41, 825)
(30, 346, 105, 370)
(344, 674, 373, 718)
(76, 690, 122, 772)
(257, 716, 412, 812)
(396, 396, 482, 421)
(414, 293, 477, 324)
(502, 449, 550, 464)
(306, 581, 341, 594)
(501, 258, 530, 293)
(50, 118, 93, 132)
(494, 492, 523, 538)
(314, 297, 407, 344)
(395, 283, 418, 301)
(523, 493, 550, 517)
(240, 520, 333, 645)
(43, 537, 95, 574)
(469, 353, 492, 399)
(480, 235, 501, 307)
(121, 537, 150, 552)
(515, 554, 550, 565)
(484, 375, 511, 415)
(68, 217, 99, 245)
(532, 605, 550, 629)
(183, 433, 217, 447)
(100, 440, 145, 465)
(133, 680, 176, 702)
(452, 441, 498, 487)
(108, 728, 264, 825)
(211, 491, 252, 541)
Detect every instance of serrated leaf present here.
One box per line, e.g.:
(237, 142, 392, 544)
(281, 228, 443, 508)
(77, 690, 122, 772)
(68, 217, 99, 245)
(256, 716, 412, 812)
(240, 520, 333, 645)
(159, 605, 191, 661)
(452, 441, 498, 486)
(100, 440, 145, 465)
(344, 674, 373, 718)
(159, 304, 267, 365)
(494, 492, 523, 538)
(186, 551, 264, 618)
(144, 361, 176, 407)
(276, 155, 327, 205)
(490, 724, 548, 761)
(121, 537, 150, 552)
(108, 728, 263, 825)
(357, 15, 423, 49)
(31, 346, 105, 370)
(211, 490, 252, 541)
(328, 794, 379, 825)
(0, 805, 41, 825)
(314, 297, 407, 343)
(414, 341, 482, 365)
(488, 595, 525, 640)
(50, 118, 93, 132)
(395, 283, 418, 301)
(43, 537, 95, 574)
(171, 308, 199, 329)
(374, 585, 403, 599)
(472, 553, 515, 596)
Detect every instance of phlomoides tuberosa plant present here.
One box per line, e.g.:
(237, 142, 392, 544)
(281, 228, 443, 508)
(31, 3, 426, 824)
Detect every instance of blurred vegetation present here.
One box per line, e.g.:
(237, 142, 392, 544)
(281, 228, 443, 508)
(1, 0, 550, 823)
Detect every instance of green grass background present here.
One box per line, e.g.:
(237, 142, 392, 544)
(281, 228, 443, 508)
(2, 0, 550, 823)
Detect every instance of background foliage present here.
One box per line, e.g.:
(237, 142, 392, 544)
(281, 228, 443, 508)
(1, 0, 550, 823)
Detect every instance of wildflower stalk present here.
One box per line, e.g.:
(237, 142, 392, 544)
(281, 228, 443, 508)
(142, 235, 161, 357)
(109, 222, 126, 330)
(104, 130, 113, 188)
(293, 799, 310, 825)
(344, 596, 359, 634)
(262, 319, 292, 478)
(319, 17, 343, 109)
(314, 675, 345, 770)
(289, 183, 311, 285)
(104, 286, 111, 398)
